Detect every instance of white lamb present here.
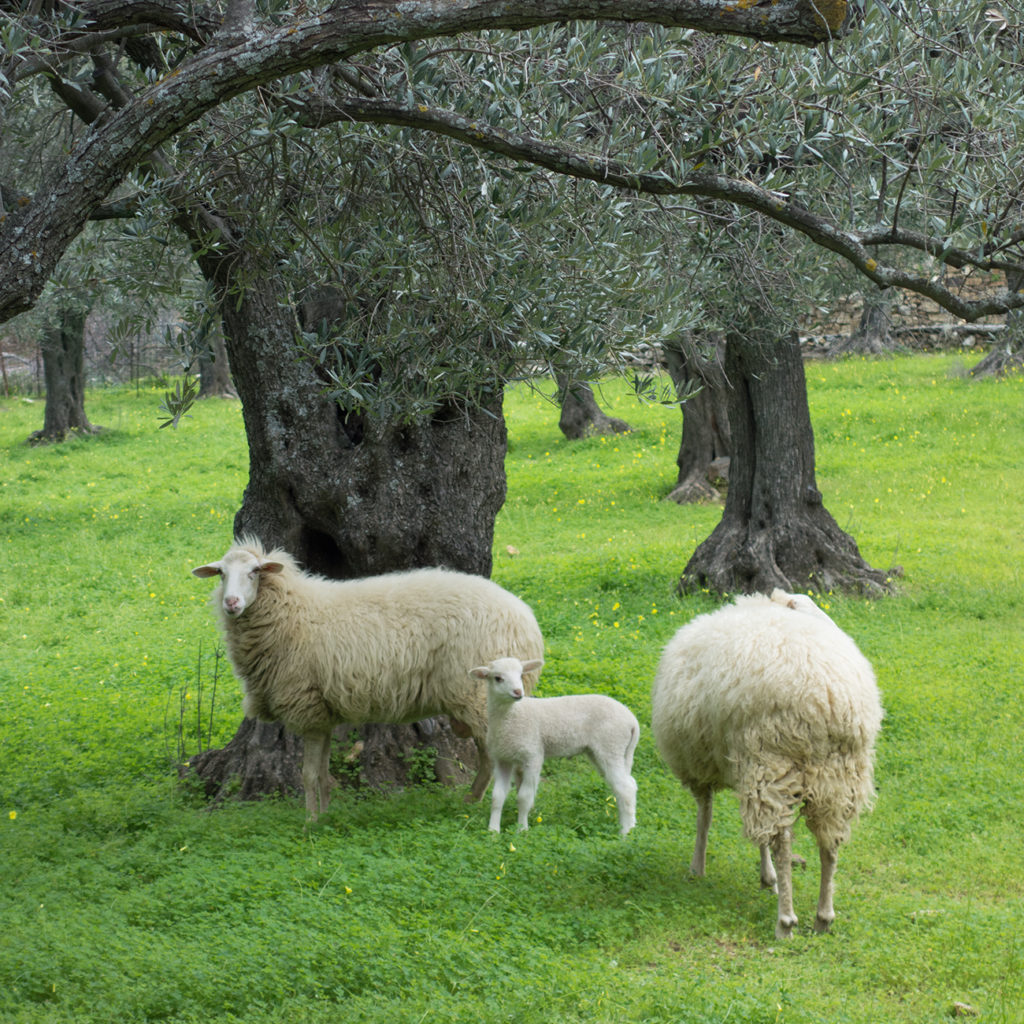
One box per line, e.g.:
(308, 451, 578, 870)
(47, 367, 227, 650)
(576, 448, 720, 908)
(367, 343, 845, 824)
(651, 590, 883, 939)
(470, 657, 639, 835)
(193, 537, 544, 821)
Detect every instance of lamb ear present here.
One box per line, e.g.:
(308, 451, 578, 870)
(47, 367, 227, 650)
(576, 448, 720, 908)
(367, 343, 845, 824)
(469, 666, 491, 680)
(521, 659, 544, 674)
(192, 563, 222, 578)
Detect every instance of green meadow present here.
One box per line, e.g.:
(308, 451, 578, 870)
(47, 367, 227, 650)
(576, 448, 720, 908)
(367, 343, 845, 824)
(1, 354, 1022, 1023)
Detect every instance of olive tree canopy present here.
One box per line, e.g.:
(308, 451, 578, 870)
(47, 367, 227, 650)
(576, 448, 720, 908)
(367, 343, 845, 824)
(4, 2, 1023, 330)
(1, 0, 854, 324)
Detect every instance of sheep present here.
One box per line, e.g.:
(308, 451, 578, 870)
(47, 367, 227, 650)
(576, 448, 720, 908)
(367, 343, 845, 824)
(650, 590, 882, 938)
(470, 657, 639, 835)
(192, 537, 544, 821)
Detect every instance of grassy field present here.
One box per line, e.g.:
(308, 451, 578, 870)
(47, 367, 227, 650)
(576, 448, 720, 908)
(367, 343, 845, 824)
(1, 354, 1022, 1023)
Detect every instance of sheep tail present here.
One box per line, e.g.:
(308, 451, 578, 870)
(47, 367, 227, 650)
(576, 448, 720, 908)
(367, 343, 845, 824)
(736, 749, 875, 849)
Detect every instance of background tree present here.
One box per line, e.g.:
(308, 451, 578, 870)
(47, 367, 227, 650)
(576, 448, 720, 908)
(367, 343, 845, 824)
(32, 302, 96, 441)
(663, 332, 731, 504)
(832, 287, 896, 356)
(7, 5, 1019, 579)
(557, 376, 631, 440)
(7, 5, 1016, 587)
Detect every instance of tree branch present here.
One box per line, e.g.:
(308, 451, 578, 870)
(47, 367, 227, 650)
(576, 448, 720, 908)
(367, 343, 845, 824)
(296, 96, 1024, 321)
(0, 0, 886, 325)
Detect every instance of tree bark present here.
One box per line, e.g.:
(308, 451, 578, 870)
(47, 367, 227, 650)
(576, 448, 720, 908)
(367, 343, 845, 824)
(221, 272, 507, 578)
(28, 305, 101, 443)
(679, 330, 894, 596)
(556, 375, 630, 440)
(970, 338, 1024, 377)
(184, 719, 304, 804)
(663, 333, 731, 503)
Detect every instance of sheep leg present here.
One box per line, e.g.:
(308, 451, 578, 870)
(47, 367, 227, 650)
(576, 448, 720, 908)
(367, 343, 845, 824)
(489, 761, 514, 831)
(515, 759, 542, 831)
(771, 829, 799, 939)
(760, 845, 778, 892)
(317, 734, 333, 815)
(604, 764, 637, 835)
(302, 732, 330, 822)
(690, 787, 714, 876)
(814, 842, 838, 933)
(465, 739, 492, 804)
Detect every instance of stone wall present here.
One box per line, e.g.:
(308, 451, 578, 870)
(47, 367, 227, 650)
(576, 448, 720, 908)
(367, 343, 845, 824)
(801, 270, 1009, 353)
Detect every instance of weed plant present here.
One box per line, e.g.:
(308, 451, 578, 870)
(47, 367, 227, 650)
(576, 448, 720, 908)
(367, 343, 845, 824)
(1, 357, 1022, 1023)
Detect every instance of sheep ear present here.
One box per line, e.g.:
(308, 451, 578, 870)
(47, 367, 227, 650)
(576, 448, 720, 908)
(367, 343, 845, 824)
(469, 666, 491, 680)
(521, 659, 544, 674)
(192, 563, 222, 578)
(259, 560, 285, 575)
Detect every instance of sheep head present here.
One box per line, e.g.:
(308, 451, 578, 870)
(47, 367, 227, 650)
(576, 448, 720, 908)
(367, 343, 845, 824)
(770, 588, 834, 623)
(192, 545, 285, 618)
(470, 656, 544, 702)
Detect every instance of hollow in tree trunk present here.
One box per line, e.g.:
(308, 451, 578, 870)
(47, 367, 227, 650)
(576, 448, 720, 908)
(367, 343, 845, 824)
(183, 254, 503, 806)
(556, 374, 630, 439)
(679, 330, 895, 596)
(663, 333, 731, 503)
(28, 305, 101, 443)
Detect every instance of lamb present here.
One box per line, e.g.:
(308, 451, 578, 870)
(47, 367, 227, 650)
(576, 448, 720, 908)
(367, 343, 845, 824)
(470, 657, 639, 835)
(650, 590, 883, 938)
(192, 537, 544, 821)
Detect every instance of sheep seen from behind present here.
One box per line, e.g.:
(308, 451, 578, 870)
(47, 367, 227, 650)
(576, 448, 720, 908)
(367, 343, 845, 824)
(472, 657, 639, 835)
(651, 590, 883, 938)
(193, 538, 544, 821)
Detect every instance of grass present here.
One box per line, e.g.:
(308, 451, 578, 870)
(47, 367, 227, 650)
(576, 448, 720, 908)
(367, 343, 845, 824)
(1, 355, 1023, 1023)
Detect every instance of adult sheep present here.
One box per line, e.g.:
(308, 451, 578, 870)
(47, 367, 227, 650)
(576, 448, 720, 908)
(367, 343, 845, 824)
(192, 537, 544, 821)
(651, 589, 883, 938)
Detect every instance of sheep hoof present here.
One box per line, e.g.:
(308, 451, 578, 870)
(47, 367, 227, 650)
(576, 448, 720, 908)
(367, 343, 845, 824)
(813, 914, 834, 934)
(775, 916, 797, 940)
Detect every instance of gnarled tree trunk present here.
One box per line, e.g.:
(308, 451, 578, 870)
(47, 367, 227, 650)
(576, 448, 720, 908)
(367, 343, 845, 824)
(679, 329, 894, 596)
(197, 321, 234, 398)
(663, 332, 731, 503)
(556, 374, 630, 439)
(828, 287, 894, 357)
(28, 305, 101, 443)
(971, 269, 1024, 378)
